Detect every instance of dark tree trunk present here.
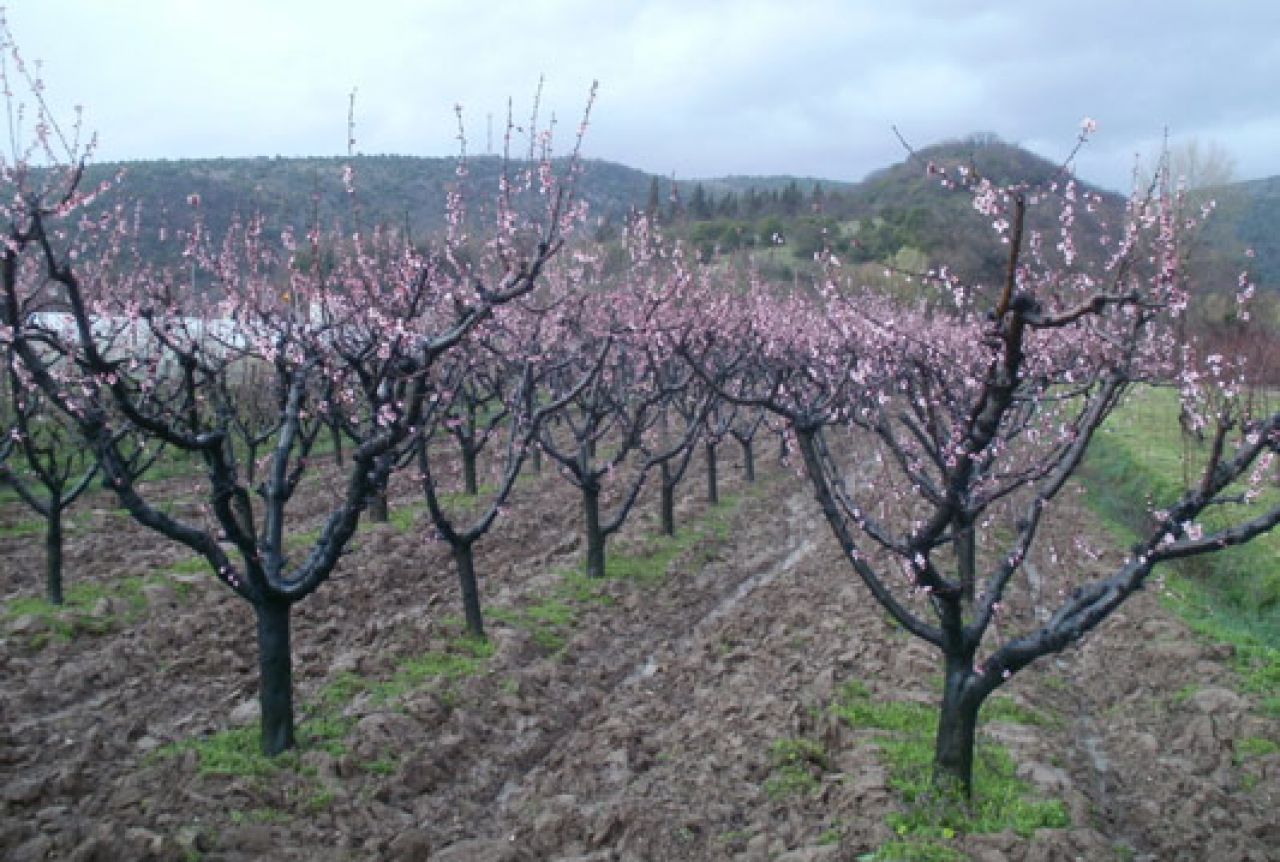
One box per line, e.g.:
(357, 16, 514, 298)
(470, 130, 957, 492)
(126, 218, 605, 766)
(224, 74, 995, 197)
(529, 444, 542, 476)
(705, 440, 719, 505)
(933, 652, 982, 798)
(660, 461, 676, 537)
(740, 437, 755, 483)
(367, 490, 389, 523)
(955, 518, 976, 606)
(255, 596, 296, 756)
(461, 441, 479, 495)
(45, 506, 64, 606)
(583, 482, 606, 578)
(243, 443, 260, 486)
(453, 542, 485, 640)
(330, 423, 344, 467)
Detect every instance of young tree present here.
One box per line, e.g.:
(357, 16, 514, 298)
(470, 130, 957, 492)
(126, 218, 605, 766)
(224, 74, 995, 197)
(538, 215, 707, 577)
(728, 399, 767, 483)
(0, 344, 105, 604)
(687, 135, 1280, 799)
(410, 295, 603, 639)
(0, 25, 593, 753)
(651, 359, 709, 536)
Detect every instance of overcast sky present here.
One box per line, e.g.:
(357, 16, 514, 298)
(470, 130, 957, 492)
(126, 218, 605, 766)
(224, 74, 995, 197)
(6, 1, 1278, 192)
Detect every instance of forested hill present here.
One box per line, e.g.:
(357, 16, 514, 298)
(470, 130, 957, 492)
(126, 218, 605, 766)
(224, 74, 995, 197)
(76, 139, 1274, 291)
(1233, 176, 1280, 287)
(78, 155, 659, 247)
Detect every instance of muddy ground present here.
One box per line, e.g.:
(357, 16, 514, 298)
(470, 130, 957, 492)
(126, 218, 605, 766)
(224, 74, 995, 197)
(0, 451, 1277, 861)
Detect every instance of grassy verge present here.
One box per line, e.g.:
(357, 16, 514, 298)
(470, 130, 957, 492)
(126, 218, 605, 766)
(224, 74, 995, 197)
(1083, 385, 1280, 715)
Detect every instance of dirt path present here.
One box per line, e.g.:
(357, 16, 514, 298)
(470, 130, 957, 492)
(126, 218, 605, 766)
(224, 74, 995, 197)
(2, 458, 1278, 861)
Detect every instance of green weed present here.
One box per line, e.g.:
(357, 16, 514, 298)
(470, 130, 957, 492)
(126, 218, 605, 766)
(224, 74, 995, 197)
(763, 736, 827, 800)
(229, 807, 289, 825)
(982, 696, 1056, 728)
(858, 840, 966, 862)
(304, 789, 336, 811)
(2, 575, 162, 641)
(363, 757, 397, 775)
(373, 635, 494, 702)
(0, 517, 45, 539)
(817, 827, 842, 845)
(1235, 736, 1279, 762)
(167, 726, 284, 778)
(832, 679, 1068, 847)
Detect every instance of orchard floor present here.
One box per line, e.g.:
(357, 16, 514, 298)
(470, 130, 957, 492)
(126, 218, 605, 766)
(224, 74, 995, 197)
(1, 454, 1277, 861)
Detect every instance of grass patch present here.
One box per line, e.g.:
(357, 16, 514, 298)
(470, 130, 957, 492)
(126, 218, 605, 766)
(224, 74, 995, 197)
(2, 574, 165, 641)
(490, 593, 579, 653)
(608, 491, 742, 583)
(763, 737, 828, 799)
(604, 540, 682, 584)
(1235, 735, 1279, 762)
(166, 726, 284, 778)
(363, 757, 397, 775)
(168, 555, 211, 576)
(386, 501, 425, 532)
(0, 516, 46, 539)
(160, 629, 495, 784)
(317, 671, 366, 711)
(229, 807, 289, 825)
(159, 709, 358, 779)
(982, 696, 1056, 728)
(832, 680, 1068, 854)
(484, 491, 746, 653)
(305, 789, 336, 811)
(1083, 385, 1280, 715)
(858, 840, 967, 862)
(372, 634, 495, 702)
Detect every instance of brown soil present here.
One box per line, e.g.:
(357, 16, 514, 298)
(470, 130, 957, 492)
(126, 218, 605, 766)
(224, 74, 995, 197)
(1, 453, 1277, 861)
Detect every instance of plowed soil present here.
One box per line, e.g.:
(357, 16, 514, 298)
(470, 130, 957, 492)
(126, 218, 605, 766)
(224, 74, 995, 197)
(1, 452, 1277, 861)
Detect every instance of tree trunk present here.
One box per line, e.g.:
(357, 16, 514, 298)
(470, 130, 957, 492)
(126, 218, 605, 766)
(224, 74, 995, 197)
(583, 482, 606, 578)
(45, 506, 64, 606)
(740, 437, 755, 483)
(255, 596, 296, 756)
(955, 517, 976, 606)
(329, 423, 344, 467)
(933, 653, 981, 798)
(367, 490, 389, 523)
(705, 440, 719, 505)
(453, 541, 485, 640)
(529, 444, 542, 476)
(660, 468, 676, 538)
(461, 441, 479, 495)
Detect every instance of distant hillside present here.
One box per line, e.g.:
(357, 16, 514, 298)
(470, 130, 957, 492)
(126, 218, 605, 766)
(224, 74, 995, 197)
(68, 140, 1272, 294)
(832, 135, 1126, 280)
(80, 155, 656, 250)
(1234, 176, 1280, 288)
(651, 136, 1128, 285)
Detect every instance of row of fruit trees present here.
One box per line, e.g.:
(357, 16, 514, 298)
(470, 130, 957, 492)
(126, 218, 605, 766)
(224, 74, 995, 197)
(1, 20, 1276, 801)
